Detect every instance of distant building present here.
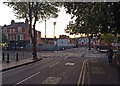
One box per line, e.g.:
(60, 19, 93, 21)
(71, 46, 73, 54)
(2, 20, 41, 49)
(59, 35, 69, 39)
(55, 35, 76, 47)
(56, 35, 70, 46)
(77, 37, 89, 46)
(41, 38, 55, 45)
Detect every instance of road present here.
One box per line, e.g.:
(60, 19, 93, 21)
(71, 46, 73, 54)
(2, 47, 106, 85)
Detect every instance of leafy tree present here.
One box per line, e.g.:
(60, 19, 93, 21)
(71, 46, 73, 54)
(101, 34, 115, 46)
(64, 2, 120, 50)
(4, 2, 61, 59)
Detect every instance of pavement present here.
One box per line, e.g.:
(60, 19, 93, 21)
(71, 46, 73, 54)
(83, 48, 120, 85)
(87, 58, 120, 85)
(1, 47, 120, 85)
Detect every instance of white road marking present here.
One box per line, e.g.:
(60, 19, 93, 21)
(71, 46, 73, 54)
(65, 62, 75, 66)
(64, 57, 68, 60)
(42, 77, 61, 84)
(49, 62, 60, 68)
(85, 54, 105, 58)
(14, 72, 40, 85)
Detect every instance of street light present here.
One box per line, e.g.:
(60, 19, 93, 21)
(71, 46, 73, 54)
(53, 22, 56, 38)
(45, 20, 46, 44)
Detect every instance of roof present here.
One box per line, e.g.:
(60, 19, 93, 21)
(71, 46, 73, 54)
(7, 22, 29, 28)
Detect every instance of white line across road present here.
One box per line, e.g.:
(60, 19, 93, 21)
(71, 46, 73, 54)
(13, 72, 40, 86)
(49, 62, 60, 68)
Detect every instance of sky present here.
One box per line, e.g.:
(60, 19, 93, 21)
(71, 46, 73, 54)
(0, 2, 80, 38)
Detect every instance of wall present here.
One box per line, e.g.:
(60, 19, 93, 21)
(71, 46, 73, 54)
(56, 39, 70, 46)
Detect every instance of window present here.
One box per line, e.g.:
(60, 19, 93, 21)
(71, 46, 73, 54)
(6, 34, 8, 39)
(13, 29, 15, 33)
(16, 34, 24, 40)
(4, 27, 7, 33)
(9, 35, 12, 40)
(18, 27, 22, 32)
(16, 35, 20, 40)
(20, 34, 24, 40)
(13, 36, 15, 40)
(10, 29, 12, 33)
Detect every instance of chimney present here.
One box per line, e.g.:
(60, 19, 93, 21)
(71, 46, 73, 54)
(11, 20, 15, 24)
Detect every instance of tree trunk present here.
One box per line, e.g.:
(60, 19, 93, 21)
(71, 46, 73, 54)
(28, 2, 37, 59)
(32, 2, 38, 59)
(32, 30, 37, 59)
(89, 38, 91, 50)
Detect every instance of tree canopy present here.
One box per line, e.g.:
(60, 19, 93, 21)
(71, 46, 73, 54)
(64, 2, 120, 37)
(64, 2, 120, 49)
(4, 2, 62, 58)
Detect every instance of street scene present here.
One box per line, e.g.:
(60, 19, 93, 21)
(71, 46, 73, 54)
(2, 47, 120, 85)
(0, 1, 120, 86)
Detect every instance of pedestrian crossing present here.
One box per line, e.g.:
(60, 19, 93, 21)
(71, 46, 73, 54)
(66, 53, 82, 57)
(85, 54, 106, 58)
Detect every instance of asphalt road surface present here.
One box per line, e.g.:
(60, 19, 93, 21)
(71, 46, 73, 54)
(2, 47, 105, 85)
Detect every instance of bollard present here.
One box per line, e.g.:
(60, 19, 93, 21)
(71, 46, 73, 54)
(2, 53, 4, 61)
(32, 53, 33, 56)
(7, 54, 9, 63)
(16, 53, 18, 61)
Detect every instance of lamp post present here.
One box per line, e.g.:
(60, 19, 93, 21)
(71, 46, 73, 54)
(45, 20, 46, 44)
(53, 22, 56, 38)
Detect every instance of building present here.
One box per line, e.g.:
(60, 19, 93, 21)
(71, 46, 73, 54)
(77, 37, 89, 46)
(41, 38, 55, 45)
(55, 35, 75, 47)
(2, 20, 41, 49)
(56, 35, 70, 46)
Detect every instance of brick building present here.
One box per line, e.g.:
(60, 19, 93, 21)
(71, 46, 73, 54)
(2, 20, 41, 49)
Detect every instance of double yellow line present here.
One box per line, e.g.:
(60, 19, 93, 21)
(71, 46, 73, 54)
(77, 59, 88, 86)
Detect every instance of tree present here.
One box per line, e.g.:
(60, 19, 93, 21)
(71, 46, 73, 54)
(64, 2, 120, 50)
(101, 34, 115, 46)
(4, 2, 61, 59)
